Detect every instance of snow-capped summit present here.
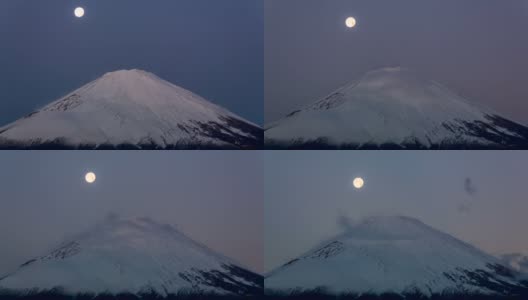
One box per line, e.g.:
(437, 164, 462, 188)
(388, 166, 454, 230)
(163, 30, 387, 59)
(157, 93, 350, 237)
(0, 69, 262, 149)
(265, 215, 528, 296)
(0, 215, 262, 296)
(265, 67, 528, 149)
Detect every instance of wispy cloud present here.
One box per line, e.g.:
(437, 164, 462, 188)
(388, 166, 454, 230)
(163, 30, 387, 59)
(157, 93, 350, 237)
(336, 214, 356, 232)
(458, 177, 477, 214)
(464, 177, 477, 196)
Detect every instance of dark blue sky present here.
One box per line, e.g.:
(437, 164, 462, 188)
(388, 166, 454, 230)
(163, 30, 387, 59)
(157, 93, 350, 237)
(0, 0, 263, 125)
(265, 0, 528, 123)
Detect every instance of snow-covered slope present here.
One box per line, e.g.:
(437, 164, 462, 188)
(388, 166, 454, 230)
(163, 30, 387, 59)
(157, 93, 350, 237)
(0, 216, 262, 296)
(0, 69, 262, 149)
(265, 216, 528, 296)
(265, 67, 528, 149)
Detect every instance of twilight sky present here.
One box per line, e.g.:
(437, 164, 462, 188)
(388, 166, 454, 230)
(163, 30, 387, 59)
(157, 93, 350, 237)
(265, 0, 528, 123)
(0, 151, 263, 275)
(0, 0, 263, 125)
(265, 151, 528, 273)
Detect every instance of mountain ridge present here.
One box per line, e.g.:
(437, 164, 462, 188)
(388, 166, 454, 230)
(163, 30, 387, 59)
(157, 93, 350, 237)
(265, 215, 528, 297)
(265, 67, 528, 149)
(0, 69, 263, 149)
(0, 216, 262, 297)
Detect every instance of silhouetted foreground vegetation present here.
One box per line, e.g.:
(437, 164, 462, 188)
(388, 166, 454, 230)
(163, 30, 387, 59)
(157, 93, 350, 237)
(0, 289, 264, 300)
(4, 289, 528, 300)
(264, 139, 528, 150)
(265, 289, 528, 300)
(0, 140, 257, 150)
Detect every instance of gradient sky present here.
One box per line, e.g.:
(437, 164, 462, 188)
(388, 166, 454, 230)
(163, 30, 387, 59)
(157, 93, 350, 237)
(0, 151, 263, 275)
(265, 0, 528, 123)
(265, 151, 528, 273)
(0, 0, 263, 125)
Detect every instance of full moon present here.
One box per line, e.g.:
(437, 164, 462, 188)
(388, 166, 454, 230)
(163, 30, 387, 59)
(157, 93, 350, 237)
(353, 177, 364, 189)
(74, 7, 85, 18)
(85, 172, 96, 183)
(345, 17, 357, 28)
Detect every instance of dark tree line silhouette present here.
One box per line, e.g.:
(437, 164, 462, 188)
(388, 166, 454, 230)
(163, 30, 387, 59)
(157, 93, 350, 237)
(0, 289, 262, 300)
(264, 288, 528, 300)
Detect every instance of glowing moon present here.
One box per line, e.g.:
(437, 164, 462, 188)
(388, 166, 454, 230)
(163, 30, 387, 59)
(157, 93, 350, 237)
(74, 7, 85, 18)
(353, 177, 364, 189)
(345, 17, 357, 28)
(85, 172, 96, 183)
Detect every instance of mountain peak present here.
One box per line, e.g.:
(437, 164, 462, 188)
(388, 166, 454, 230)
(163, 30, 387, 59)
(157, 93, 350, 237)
(338, 215, 446, 242)
(353, 67, 425, 90)
(357, 215, 429, 230)
(360, 66, 413, 79)
(100, 69, 159, 81)
(361, 214, 424, 224)
(81, 214, 182, 239)
(327, 66, 466, 111)
(103, 68, 146, 75)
